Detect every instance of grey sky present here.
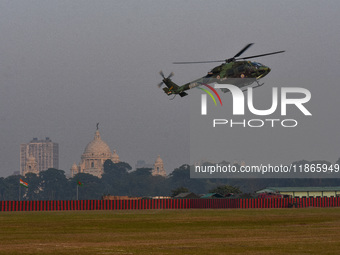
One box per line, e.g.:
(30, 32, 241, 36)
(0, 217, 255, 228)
(1, 0, 340, 177)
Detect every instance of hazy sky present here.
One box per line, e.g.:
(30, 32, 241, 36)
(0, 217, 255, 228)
(1, 0, 340, 177)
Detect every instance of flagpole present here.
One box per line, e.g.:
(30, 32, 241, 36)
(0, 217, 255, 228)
(19, 183, 21, 201)
(77, 184, 78, 201)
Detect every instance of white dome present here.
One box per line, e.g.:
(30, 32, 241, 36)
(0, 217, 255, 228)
(83, 130, 111, 156)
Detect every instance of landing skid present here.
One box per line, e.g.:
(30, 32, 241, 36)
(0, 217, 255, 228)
(169, 94, 177, 100)
(169, 91, 188, 100)
(242, 80, 264, 92)
(254, 79, 264, 88)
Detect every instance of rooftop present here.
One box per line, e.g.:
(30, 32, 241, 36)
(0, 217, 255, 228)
(257, 187, 340, 193)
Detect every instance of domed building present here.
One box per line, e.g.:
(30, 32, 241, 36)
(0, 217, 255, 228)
(111, 149, 120, 163)
(152, 155, 166, 177)
(70, 162, 78, 177)
(70, 128, 120, 178)
(23, 154, 39, 176)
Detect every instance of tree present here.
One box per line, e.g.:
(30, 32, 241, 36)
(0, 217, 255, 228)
(168, 164, 208, 194)
(39, 168, 70, 200)
(103, 159, 115, 173)
(128, 168, 153, 196)
(103, 160, 132, 176)
(71, 173, 103, 200)
(148, 175, 169, 196)
(0, 177, 4, 200)
(168, 164, 190, 189)
(209, 185, 242, 196)
(23, 173, 40, 200)
(2, 175, 21, 200)
(102, 160, 131, 195)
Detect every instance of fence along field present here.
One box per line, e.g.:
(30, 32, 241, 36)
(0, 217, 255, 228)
(1, 197, 340, 211)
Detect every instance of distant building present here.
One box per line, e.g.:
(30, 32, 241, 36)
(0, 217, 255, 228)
(70, 128, 120, 178)
(20, 137, 59, 176)
(135, 160, 153, 169)
(102, 195, 142, 200)
(24, 154, 39, 176)
(256, 187, 340, 198)
(152, 155, 166, 177)
(135, 157, 166, 177)
(200, 193, 225, 199)
(233, 160, 246, 166)
(174, 192, 200, 199)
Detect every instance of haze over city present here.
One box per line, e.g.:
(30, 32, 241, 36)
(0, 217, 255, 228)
(1, 0, 340, 177)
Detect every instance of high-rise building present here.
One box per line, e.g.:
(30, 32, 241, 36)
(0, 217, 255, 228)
(20, 137, 59, 175)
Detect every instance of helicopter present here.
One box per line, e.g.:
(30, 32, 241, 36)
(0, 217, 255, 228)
(158, 43, 284, 98)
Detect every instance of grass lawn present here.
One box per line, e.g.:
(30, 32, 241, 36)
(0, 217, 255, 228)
(1, 208, 340, 254)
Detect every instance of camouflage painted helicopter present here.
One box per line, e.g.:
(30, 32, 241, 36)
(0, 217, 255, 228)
(158, 43, 284, 98)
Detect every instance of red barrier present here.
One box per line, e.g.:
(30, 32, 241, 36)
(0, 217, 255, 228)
(2, 197, 340, 211)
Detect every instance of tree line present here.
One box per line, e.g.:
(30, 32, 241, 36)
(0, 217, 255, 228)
(1, 159, 340, 201)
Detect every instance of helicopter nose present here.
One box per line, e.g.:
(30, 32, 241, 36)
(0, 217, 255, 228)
(260, 66, 270, 75)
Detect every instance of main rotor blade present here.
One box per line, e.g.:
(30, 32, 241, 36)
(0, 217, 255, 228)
(238, 50, 285, 60)
(233, 43, 254, 58)
(167, 72, 174, 79)
(159, 70, 165, 78)
(172, 46, 285, 64)
(173, 60, 225, 64)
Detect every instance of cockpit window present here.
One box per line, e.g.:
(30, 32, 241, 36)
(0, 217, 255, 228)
(252, 62, 263, 68)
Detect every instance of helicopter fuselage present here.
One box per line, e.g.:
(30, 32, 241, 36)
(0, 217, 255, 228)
(162, 61, 271, 97)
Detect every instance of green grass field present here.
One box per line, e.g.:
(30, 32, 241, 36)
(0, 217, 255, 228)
(1, 208, 340, 254)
